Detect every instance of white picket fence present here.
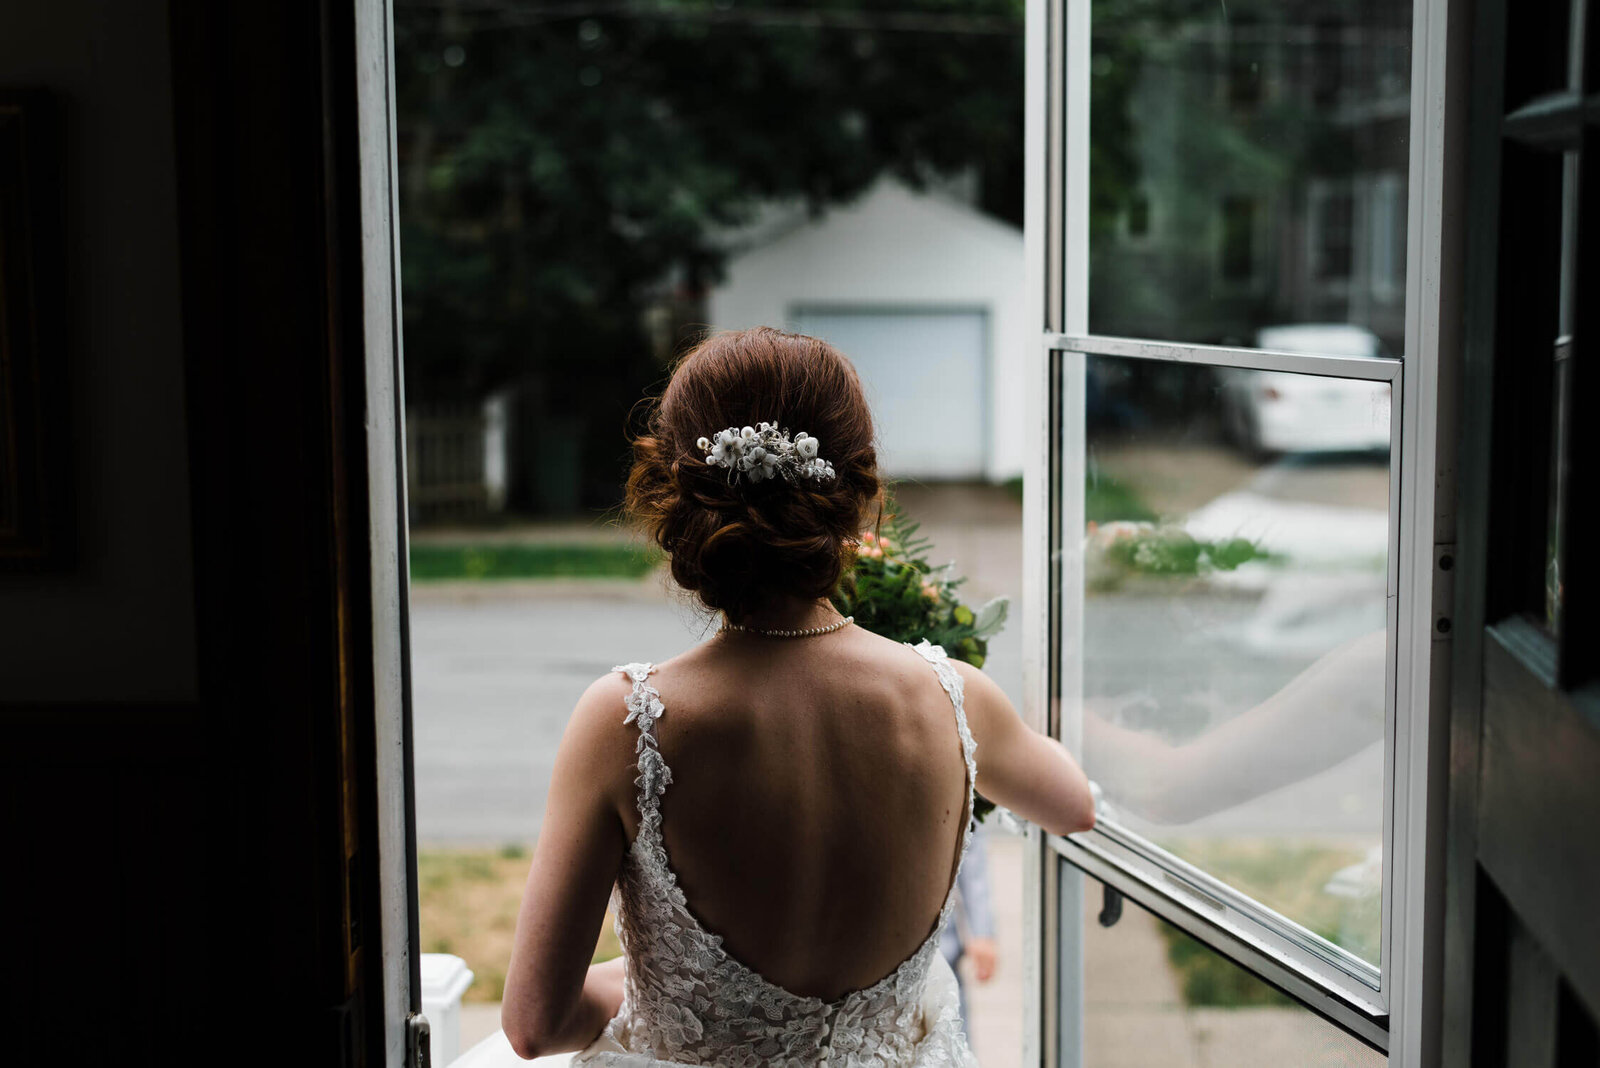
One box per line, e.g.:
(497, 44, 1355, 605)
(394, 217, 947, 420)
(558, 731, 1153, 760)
(406, 394, 508, 524)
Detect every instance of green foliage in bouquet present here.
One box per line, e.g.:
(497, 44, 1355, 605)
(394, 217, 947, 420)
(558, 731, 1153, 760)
(832, 512, 1009, 821)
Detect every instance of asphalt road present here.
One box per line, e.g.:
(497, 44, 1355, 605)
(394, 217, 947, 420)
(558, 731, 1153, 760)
(410, 461, 1388, 847)
(410, 577, 1024, 843)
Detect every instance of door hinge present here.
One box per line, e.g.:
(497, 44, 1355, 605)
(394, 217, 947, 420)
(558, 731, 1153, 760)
(407, 1012, 432, 1068)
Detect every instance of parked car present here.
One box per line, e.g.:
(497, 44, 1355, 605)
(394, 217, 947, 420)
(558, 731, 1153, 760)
(1218, 324, 1392, 455)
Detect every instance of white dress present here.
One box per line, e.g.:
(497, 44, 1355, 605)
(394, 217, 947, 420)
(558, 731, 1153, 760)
(573, 640, 982, 1068)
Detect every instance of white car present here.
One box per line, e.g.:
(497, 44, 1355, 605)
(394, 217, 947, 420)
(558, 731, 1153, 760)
(1219, 324, 1392, 455)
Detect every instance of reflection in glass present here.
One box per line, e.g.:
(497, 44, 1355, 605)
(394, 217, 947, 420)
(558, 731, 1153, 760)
(1089, 0, 1412, 351)
(1079, 355, 1390, 965)
(1077, 868, 1385, 1066)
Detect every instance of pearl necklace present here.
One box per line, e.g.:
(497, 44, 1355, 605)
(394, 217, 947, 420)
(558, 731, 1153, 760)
(721, 614, 855, 639)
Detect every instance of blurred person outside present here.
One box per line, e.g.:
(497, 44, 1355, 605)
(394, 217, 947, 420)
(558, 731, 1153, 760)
(940, 825, 999, 1031)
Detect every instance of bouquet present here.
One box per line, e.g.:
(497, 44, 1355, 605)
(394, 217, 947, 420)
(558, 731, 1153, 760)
(833, 512, 1008, 821)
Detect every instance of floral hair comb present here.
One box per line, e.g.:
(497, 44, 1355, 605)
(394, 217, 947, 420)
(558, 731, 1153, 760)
(697, 423, 836, 485)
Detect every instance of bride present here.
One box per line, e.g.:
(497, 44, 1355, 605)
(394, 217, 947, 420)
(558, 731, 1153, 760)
(502, 327, 1095, 1066)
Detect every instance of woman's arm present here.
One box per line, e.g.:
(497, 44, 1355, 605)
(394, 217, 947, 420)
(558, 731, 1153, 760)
(1081, 627, 1386, 823)
(955, 661, 1096, 837)
(502, 675, 634, 1060)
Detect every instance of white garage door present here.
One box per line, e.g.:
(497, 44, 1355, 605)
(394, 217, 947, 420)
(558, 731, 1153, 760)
(790, 309, 988, 480)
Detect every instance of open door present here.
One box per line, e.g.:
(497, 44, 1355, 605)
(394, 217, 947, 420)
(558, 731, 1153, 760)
(355, 0, 428, 1062)
(1442, 0, 1600, 1059)
(1020, 0, 1461, 1062)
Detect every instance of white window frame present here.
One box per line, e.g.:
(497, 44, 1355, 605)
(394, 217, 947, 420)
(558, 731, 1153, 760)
(1019, 0, 1458, 1061)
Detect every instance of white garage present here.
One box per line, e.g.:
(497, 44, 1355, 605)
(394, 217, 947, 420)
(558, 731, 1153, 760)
(707, 179, 1025, 483)
(790, 308, 989, 480)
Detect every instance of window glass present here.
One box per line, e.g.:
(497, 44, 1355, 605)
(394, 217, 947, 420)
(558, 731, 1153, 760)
(1089, 0, 1412, 352)
(1073, 867, 1387, 1065)
(1079, 354, 1390, 965)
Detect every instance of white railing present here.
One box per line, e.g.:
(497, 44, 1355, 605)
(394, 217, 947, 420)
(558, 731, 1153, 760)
(422, 952, 569, 1068)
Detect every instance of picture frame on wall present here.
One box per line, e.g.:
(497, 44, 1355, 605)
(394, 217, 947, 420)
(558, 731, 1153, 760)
(0, 88, 71, 572)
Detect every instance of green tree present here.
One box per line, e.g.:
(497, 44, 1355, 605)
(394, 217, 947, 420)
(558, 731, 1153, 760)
(394, 0, 1026, 511)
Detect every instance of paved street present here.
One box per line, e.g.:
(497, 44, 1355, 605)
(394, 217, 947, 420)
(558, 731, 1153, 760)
(411, 483, 1026, 844)
(411, 574, 1024, 844)
(412, 466, 1386, 845)
(412, 580, 703, 843)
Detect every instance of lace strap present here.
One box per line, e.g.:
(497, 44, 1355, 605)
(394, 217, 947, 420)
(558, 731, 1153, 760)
(908, 640, 979, 836)
(614, 662, 672, 826)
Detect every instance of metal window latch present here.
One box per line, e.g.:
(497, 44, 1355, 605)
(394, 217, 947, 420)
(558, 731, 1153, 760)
(1098, 883, 1124, 928)
(407, 1012, 432, 1068)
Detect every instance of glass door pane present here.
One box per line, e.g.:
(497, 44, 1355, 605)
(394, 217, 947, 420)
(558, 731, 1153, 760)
(1079, 354, 1392, 969)
(1031, 0, 1440, 1048)
(1088, 0, 1413, 352)
(1071, 864, 1387, 1065)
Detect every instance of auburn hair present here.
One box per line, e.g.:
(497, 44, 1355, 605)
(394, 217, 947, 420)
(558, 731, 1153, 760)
(625, 327, 883, 619)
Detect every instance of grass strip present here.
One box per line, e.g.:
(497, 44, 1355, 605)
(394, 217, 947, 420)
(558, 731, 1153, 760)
(1155, 838, 1375, 1007)
(410, 542, 660, 581)
(419, 846, 621, 1003)
(1004, 473, 1159, 524)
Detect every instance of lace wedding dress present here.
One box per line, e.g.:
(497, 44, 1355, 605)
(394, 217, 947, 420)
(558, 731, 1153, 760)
(572, 640, 982, 1068)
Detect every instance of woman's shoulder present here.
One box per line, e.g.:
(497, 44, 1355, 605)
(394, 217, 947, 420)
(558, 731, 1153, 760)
(576, 664, 645, 713)
(860, 633, 1005, 702)
(580, 630, 983, 718)
(561, 665, 672, 779)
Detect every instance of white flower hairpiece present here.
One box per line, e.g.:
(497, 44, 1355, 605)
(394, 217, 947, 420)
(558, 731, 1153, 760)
(696, 422, 837, 485)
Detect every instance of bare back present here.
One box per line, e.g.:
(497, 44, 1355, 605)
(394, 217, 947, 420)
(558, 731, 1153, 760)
(615, 626, 972, 1002)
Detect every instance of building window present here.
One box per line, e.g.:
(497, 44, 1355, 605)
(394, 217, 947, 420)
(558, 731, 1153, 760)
(1312, 19, 1344, 107)
(1311, 182, 1356, 284)
(1228, 16, 1264, 107)
(1125, 192, 1151, 240)
(1219, 195, 1258, 282)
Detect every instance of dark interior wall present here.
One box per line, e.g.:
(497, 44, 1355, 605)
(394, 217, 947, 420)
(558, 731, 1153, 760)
(3, 3, 397, 1065)
(0, 2, 210, 1053)
(0, 0, 198, 702)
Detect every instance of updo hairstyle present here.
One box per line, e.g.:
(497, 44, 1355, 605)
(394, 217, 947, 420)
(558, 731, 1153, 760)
(625, 327, 883, 620)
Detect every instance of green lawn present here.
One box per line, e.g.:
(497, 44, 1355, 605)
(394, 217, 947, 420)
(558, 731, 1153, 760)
(1155, 838, 1378, 1007)
(409, 543, 660, 581)
(1004, 472, 1159, 525)
(1085, 472, 1159, 524)
(419, 845, 622, 1003)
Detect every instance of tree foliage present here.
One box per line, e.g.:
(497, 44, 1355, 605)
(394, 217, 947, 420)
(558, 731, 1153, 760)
(394, 0, 1025, 508)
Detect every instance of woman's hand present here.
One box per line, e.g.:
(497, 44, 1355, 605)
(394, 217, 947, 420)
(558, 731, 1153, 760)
(965, 936, 998, 982)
